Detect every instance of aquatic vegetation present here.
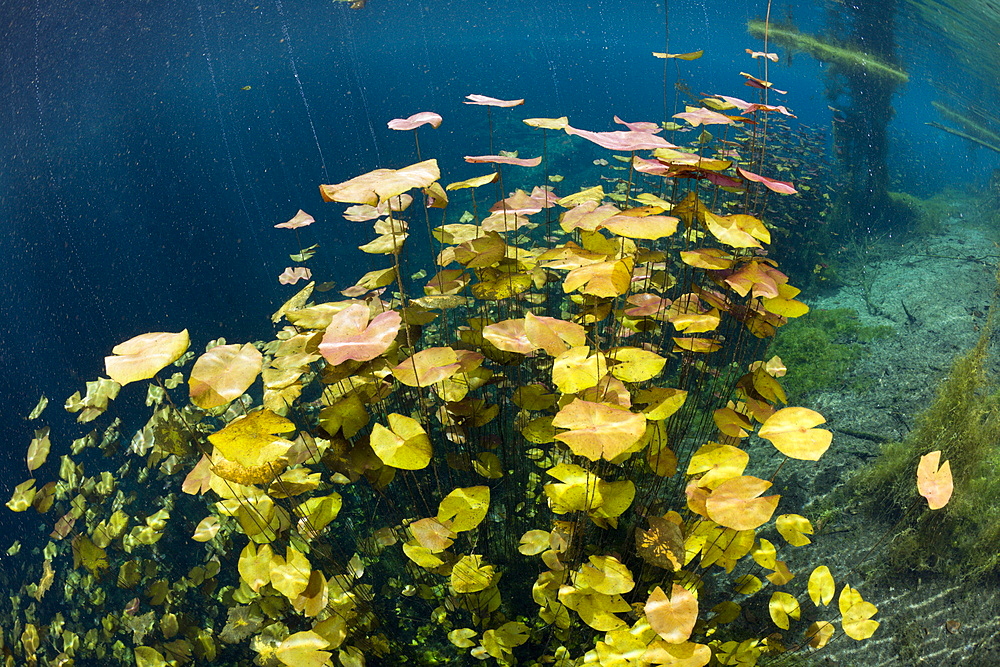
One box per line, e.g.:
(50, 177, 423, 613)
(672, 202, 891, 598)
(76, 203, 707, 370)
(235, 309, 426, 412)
(4, 69, 902, 666)
(750, 6, 904, 238)
(746, 21, 908, 83)
(850, 305, 1000, 577)
(927, 101, 1000, 155)
(886, 190, 966, 236)
(770, 308, 894, 397)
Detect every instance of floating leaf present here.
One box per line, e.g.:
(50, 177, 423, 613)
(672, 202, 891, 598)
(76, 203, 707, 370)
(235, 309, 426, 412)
(602, 214, 679, 240)
(768, 591, 800, 630)
(182, 455, 213, 495)
(192, 516, 220, 542)
(437, 486, 490, 532)
(518, 529, 551, 556)
(523, 116, 569, 130)
(608, 347, 667, 383)
(713, 407, 752, 438)
(134, 647, 167, 667)
(565, 124, 677, 151)
(6, 479, 37, 512)
(635, 516, 684, 570)
(917, 450, 953, 510)
(552, 346, 607, 394)
(672, 337, 721, 354)
(776, 514, 813, 546)
(296, 494, 343, 536)
(637, 387, 688, 421)
(577, 555, 635, 595)
(451, 554, 495, 593)
(446, 172, 499, 191)
(553, 399, 647, 462)
(652, 50, 703, 60)
(687, 442, 748, 489)
(26, 427, 51, 472)
(208, 409, 295, 468)
(319, 304, 401, 366)
(411, 517, 456, 552)
(270, 547, 312, 600)
(27, 396, 48, 420)
(370, 413, 432, 470)
(737, 166, 797, 194)
(674, 107, 736, 127)
(279, 267, 312, 284)
(388, 111, 443, 130)
(105, 330, 190, 386)
(448, 628, 477, 648)
(646, 584, 698, 643)
(392, 347, 462, 386)
(840, 585, 879, 640)
(806, 621, 835, 649)
(564, 258, 634, 298)
(319, 159, 440, 205)
(464, 94, 524, 107)
(465, 154, 542, 167)
(525, 313, 586, 356)
(277, 631, 331, 667)
(238, 543, 271, 591)
(758, 407, 832, 460)
(705, 476, 779, 531)
(482, 319, 533, 354)
(274, 209, 315, 229)
(189, 343, 263, 409)
(703, 210, 762, 249)
(808, 565, 835, 606)
(733, 574, 762, 595)
(71, 534, 108, 575)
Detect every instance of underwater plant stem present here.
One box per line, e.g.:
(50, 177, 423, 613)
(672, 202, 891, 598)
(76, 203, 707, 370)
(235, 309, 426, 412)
(487, 106, 494, 156)
(926, 121, 1000, 154)
(661, 1, 669, 123)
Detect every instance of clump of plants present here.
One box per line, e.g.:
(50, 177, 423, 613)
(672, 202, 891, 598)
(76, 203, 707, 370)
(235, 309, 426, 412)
(5, 77, 898, 667)
(850, 301, 1000, 577)
(769, 308, 893, 397)
(887, 190, 964, 236)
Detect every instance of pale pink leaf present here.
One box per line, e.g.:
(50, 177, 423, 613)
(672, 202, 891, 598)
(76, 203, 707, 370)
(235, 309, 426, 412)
(182, 455, 213, 495)
(387, 111, 443, 131)
(482, 319, 534, 354)
(716, 95, 796, 117)
(704, 171, 744, 188)
(279, 267, 312, 285)
(673, 108, 736, 127)
(737, 167, 797, 194)
(275, 209, 315, 229)
(625, 293, 671, 318)
(746, 49, 780, 62)
(491, 186, 558, 216)
(343, 195, 413, 222)
(464, 94, 524, 107)
(319, 305, 401, 365)
(613, 116, 662, 133)
(632, 157, 672, 176)
(464, 155, 542, 167)
(564, 125, 677, 151)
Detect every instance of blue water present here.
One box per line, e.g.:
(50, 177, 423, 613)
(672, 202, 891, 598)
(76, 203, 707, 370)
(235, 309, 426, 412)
(0, 0, 995, 547)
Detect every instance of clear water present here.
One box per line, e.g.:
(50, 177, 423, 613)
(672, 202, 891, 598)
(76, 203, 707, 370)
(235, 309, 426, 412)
(2, 1, 998, 664)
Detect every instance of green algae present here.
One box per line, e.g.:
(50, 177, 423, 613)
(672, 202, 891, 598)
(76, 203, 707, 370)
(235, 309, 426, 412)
(770, 308, 894, 397)
(748, 20, 909, 84)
